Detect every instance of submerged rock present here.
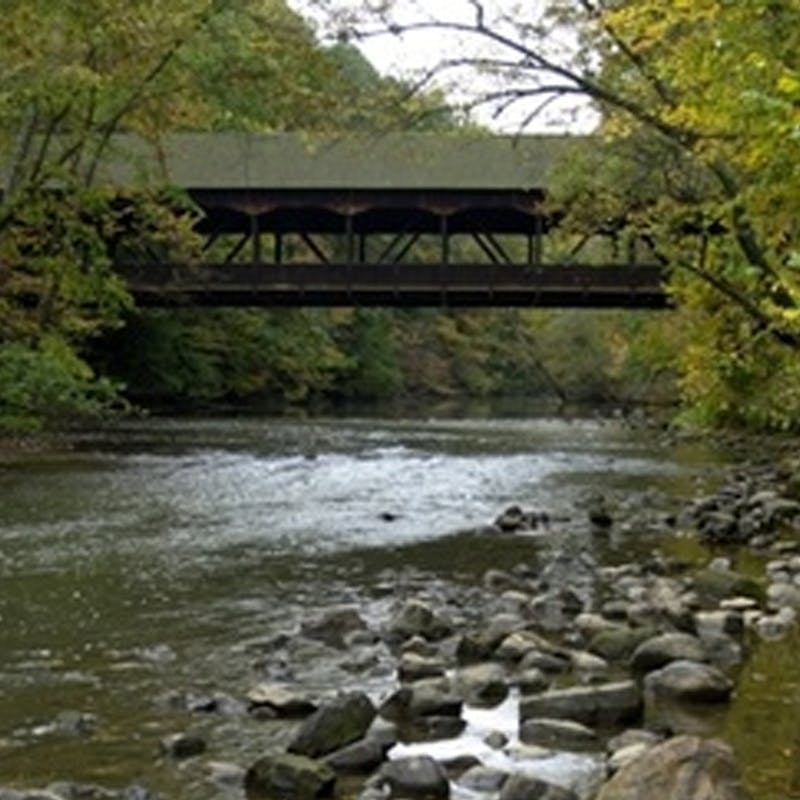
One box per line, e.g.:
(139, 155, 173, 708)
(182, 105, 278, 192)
(159, 732, 206, 759)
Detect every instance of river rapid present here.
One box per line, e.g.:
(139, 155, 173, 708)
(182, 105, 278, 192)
(0, 412, 798, 798)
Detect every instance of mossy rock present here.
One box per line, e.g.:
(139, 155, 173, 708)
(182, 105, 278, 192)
(245, 753, 335, 799)
(692, 569, 764, 604)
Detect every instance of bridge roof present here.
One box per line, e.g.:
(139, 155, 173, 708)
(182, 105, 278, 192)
(97, 132, 583, 192)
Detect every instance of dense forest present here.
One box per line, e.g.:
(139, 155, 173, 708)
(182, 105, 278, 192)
(0, 0, 797, 431)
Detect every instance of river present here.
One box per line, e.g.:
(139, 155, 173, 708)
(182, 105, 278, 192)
(0, 412, 798, 798)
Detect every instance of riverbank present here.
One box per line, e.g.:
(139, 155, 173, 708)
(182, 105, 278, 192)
(0, 416, 798, 799)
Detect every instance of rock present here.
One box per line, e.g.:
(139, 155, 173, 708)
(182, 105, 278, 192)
(499, 774, 579, 800)
(484, 568, 528, 592)
(484, 730, 509, 749)
(694, 610, 744, 639)
(159, 732, 206, 759)
(459, 765, 509, 792)
(698, 511, 739, 543)
(386, 600, 451, 642)
(520, 718, 600, 751)
(379, 679, 462, 721)
(379, 756, 449, 798)
(324, 737, 387, 774)
(644, 660, 733, 703)
(719, 596, 759, 612)
(455, 632, 494, 664)
(44, 786, 116, 800)
(288, 692, 376, 758)
(495, 505, 527, 532)
(400, 715, 466, 742)
(457, 663, 508, 706)
(700, 634, 743, 668)
(399, 652, 447, 682)
(402, 635, 441, 657)
(517, 668, 549, 694)
(496, 630, 560, 662)
(607, 743, 651, 774)
(588, 501, 613, 528)
(692, 569, 764, 604)
(754, 607, 796, 639)
(456, 615, 528, 663)
(574, 613, 620, 637)
(570, 650, 609, 674)
(301, 607, 368, 648)
(206, 761, 246, 788)
(246, 684, 317, 717)
(606, 728, 663, 753)
(630, 633, 707, 674)
(519, 681, 642, 727)
(518, 650, 571, 674)
(767, 582, 800, 610)
(244, 753, 336, 799)
(594, 735, 753, 800)
(120, 786, 158, 800)
(494, 506, 549, 533)
(52, 710, 96, 737)
(588, 627, 656, 661)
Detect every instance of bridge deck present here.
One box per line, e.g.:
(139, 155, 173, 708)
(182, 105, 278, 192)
(119, 263, 668, 309)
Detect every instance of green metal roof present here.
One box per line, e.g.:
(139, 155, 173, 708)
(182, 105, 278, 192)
(101, 132, 583, 191)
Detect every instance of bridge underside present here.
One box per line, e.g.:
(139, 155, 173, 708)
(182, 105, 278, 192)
(117, 186, 669, 308)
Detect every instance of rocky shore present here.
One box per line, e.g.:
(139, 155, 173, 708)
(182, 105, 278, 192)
(3, 452, 799, 800)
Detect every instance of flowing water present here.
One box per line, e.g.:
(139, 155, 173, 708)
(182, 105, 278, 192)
(0, 412, 798, 798)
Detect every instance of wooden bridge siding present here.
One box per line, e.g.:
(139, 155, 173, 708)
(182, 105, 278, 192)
(119, 262, 669, 309)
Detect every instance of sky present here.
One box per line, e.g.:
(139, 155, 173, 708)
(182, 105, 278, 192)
(286, 0, 598, 132)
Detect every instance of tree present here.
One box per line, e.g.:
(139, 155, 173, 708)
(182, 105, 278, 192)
(0, 0, 426, 428)
(304, 0, 800, 427)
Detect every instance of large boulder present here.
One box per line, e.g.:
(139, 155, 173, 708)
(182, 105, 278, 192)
(644, 660, 733, 703)
(520, 681, 642, 727)
(379, 756, 450, 798)
(288, 692, 376, 758)
(594, 735, 753, 800)
(244, 753, 336, 799)
(630, 633, 707, 674)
